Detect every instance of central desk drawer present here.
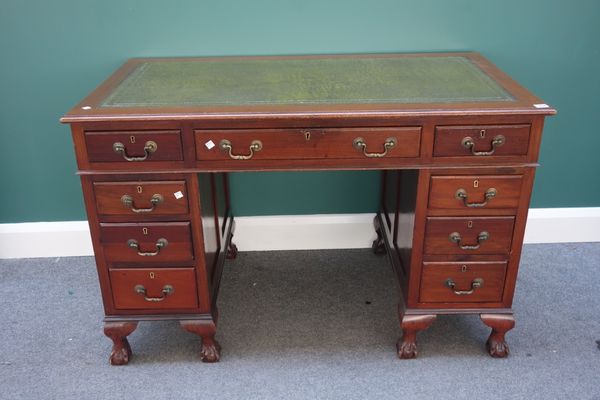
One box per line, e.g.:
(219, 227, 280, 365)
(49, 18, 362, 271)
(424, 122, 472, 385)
(110, 267, 198, 310)
(195, 127, 421, 161)
(424, 216, 515, 255)
(100, 222, 193, 263)
(94, 181, 189, 216)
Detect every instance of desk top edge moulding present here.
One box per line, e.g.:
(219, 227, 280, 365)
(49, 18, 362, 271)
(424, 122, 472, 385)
(62, 52, 555, 364)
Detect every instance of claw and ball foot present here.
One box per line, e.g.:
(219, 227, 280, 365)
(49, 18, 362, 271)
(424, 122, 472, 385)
(180, 320, 221, 363)
(397, 314, 436, 359)
(104, 321, 138, 365)
(480, 314, 515, 358)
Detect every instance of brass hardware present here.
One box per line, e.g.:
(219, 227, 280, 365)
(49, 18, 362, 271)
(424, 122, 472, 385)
(473, 179, 479, 188)
(130, 135, 136, 144)
(149, 272, 155, 279)
(467, 220, 473, 228)
(352, 137, 397, 158)
(137, 186, 143, 194)
(448, 231, 489, 250)
(445, 278, 484, 295)
(134, 284, 174, 302)
(461, 265, 468, 272)
(461, 134, 505, 156)
(120, 194, 163, 213)
(301, 130, 311, 141)
(127, 238, 168, 256)
(112, 140, 158, 161)
(219, 139, 262, 160)
(142, 227, 148, 235)
(455, 187, 497, 207)
(479, 129, 486, 138)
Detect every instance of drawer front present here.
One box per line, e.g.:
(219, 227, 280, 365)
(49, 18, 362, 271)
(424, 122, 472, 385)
(85, 130, 183, 162)
(429, 175, 523, 209)
(100, 222, 193, 263)
(94, 181, 189, 216)
(110, 267, 198, 310)
(420, 261, 507, 303)
(195, 127, 421, 161)
(424, 217, 515, 255)
(433, 124, 530, 157)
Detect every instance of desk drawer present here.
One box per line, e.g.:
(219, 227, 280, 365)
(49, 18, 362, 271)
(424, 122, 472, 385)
(100, 222, 193, 263)
(433, 124, 530, 157)
(420, 261, 507, 303)
(94, 181, 189, 216)
(424, 216, 514, 255)
(110, 267, 198, 310)
(85, 130, 183, 163)
(429, 175, 523, 209)
(195, 127, 421, 161)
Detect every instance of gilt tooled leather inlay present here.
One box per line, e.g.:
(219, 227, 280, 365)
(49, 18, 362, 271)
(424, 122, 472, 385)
(101, 56, 514, 107)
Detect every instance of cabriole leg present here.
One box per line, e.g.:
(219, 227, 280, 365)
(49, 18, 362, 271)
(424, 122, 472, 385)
(480, 313, 515, 358)
(103, 321, 138, 365)
(180, 320, 221, 362)
(397, 314, 436, 359)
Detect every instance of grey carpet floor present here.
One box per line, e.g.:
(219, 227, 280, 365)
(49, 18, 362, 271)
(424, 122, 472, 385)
(0, 243, 599, 400)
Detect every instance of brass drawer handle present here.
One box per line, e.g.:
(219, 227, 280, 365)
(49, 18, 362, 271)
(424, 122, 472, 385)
(113, 141, 158, 161)
(449, 231, 489, 250)
(127, 238, 168, 256)
(461, 135, 505, 156)
(134, 284, 174, 302)
(219, 139, 262, 160)
(121, 194, 163, 213)
(455, 188, 497, 207)
(353, 137, 397, 158)
(445, 278, 484, 295)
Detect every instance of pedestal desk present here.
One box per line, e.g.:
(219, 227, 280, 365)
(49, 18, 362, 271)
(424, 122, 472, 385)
(61, 53, 555, 364)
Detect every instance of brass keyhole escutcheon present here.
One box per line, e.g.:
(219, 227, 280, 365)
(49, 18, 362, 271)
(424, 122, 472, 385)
(142, 227, 148, 235)
(137, 186, 143, 194)
(473, 179, 479, 188)
(302, 130, 311, 141)
(130, 135, 136, 144)
(467, 220, 473, 228)
(461, 265, 468, 272)
(479, 129, 486, 138)
(149, 272, 155, 279)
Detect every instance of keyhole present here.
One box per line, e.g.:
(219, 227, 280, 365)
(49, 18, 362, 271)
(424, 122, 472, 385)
(130, 135, 136, 144)
(479, 129, 486, 138)
(461, 265, 468, 272)
(137, 186, 143, 193)
(467, 220, 473, 228)
(149, 272, 155, 279)
(142, 227, 148, 235)
(473, 180, 479, 188)
(302, 130, 311, 141)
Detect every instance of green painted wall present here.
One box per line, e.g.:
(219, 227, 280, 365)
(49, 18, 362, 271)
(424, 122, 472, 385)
(1, 0, 599, 223)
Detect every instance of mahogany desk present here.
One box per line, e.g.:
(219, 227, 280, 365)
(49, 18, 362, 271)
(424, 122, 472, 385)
(61, 53, 555, 364)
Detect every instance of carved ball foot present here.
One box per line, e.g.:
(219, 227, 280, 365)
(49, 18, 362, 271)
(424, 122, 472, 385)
(109, 338, 132, 365)
(480, 313, 515, 358)
(486, 337, 510, 358)
(104, 321, 138, 366)
(396, 339, 418, 359)
(200, 339, 222, 363)
(397, 314, 436, 360)
(226, 242, 238, 259)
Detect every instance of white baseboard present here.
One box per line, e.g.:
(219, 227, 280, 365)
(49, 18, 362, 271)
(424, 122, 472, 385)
(1, 208, 599, 259)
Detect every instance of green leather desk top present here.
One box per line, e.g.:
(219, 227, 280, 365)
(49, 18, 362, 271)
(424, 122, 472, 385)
(101, 56, 514, 108)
